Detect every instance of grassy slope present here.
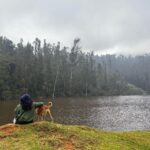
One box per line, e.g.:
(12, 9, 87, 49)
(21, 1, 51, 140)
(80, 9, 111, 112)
(0, 121, 150, 150)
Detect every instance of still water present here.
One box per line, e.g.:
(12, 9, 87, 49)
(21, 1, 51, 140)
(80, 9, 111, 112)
(0, 96, 150, 131)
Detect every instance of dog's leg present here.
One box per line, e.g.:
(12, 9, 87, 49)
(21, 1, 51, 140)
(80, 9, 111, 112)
(38, 115, 41, 121)
(43, 114, 46, 121)
(38, 115, 42, 121)
(42, 111, 45, 120)
(41, 115, 44, 121)
(48, 110, 54, 121)
(36, 114, 39, 121)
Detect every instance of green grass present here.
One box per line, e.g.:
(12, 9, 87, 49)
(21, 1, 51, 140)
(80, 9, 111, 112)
(0, 121, 150, 150)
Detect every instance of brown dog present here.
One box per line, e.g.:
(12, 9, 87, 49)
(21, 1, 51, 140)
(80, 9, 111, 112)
(36, 101, 53, 121)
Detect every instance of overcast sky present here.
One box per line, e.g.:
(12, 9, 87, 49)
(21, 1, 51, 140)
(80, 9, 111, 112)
(0, 0, 150, 55)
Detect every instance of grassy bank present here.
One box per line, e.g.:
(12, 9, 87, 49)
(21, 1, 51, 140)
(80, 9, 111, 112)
(0, 121, 150, 150)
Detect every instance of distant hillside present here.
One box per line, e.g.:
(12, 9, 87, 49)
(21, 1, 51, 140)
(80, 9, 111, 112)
(95, 54, 150, 94)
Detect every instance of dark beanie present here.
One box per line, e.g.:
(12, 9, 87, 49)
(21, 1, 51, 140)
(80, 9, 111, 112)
(20, 94, 33, 111)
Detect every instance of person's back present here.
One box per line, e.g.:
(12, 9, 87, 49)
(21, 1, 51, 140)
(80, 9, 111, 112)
(14, 94, 43, 124)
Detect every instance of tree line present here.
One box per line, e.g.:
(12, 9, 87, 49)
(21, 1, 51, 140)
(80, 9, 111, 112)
(0, 36, 144, 100)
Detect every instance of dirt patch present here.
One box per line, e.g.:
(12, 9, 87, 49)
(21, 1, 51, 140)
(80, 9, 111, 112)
(49, 131, 75, 150)
(0, 124, 17, 133)
(64, 140, 73, 150)
(61, 139, 74, 150)
(0, 124, 17, 140)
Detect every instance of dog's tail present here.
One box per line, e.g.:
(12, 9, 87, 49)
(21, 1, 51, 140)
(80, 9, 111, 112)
(48, 101, 53, 107)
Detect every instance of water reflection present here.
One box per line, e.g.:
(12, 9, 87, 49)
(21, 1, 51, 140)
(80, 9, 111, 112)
(0, 96, 150, 131)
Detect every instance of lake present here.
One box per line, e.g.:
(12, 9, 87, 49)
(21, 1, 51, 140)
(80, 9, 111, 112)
(0, 96, 150, 131)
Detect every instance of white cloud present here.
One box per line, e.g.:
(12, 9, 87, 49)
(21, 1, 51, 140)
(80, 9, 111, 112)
(0, 0, 150, 55)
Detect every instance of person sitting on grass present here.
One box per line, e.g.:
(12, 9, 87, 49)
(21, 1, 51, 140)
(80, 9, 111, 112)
(14, 94, 44, 124)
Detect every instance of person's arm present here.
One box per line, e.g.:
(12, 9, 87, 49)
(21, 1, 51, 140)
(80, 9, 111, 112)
(33, 102, 44, 108)
(14, 104, 20, 116)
